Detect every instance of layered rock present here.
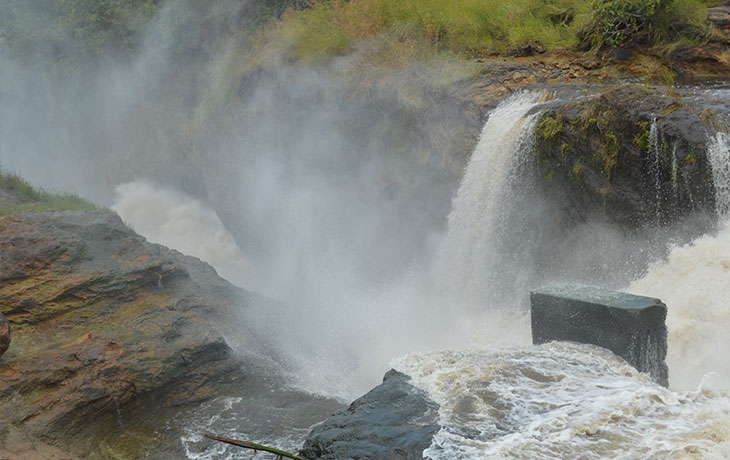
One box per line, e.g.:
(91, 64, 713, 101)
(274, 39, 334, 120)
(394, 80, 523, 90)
(0, 209, 264, 457)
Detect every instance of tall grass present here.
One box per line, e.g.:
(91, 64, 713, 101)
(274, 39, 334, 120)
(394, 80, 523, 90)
(0, 168, 101, 215)
(264, 0, 716, 62)
(274, 0, 593, 61)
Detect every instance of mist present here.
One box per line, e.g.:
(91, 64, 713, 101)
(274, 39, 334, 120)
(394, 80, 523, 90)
(3, 0, 730, 404)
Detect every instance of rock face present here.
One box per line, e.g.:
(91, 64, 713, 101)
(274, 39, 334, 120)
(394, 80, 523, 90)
(300, 370, 440, 460)
(531, 285, 668, 386)
(0, 209, 263, 457)
(534, 86, 721, 233)
(0, 313, 9, 357)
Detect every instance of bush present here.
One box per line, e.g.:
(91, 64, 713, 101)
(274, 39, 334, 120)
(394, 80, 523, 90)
(584, 0, 709, 48)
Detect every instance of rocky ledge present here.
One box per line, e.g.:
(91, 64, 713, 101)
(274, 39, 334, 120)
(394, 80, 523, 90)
(0, 209, 264, 458)
(533, 85, 729, 231)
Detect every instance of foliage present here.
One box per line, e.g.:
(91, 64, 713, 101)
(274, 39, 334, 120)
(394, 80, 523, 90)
(270, 0, 593, 61)
(535, 113, 565, 140)
(587, 0, 673, 47)
(0, 0, 159, 72)
(633, 120, 651, 150)
(0, 168, 101, 215)
(583, 0, 710, 48)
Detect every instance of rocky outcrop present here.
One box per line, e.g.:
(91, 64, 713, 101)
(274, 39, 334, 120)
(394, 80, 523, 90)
(533, 85, 724, 232)
(300, 370, 440, 460)
(0, 209, 264, 457)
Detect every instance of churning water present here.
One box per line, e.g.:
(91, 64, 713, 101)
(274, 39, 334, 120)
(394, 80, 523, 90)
(394, 343, 730, 460)
(113, 92, 730, 459)
(390, 99, 730, 460)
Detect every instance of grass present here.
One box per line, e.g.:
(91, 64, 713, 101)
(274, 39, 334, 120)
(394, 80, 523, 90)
(256, 0, 719, 64)
(270, 0, 593, 61)
(0, 168, 101, 216)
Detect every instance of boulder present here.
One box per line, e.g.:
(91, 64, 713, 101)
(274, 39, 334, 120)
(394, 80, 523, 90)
(531, 285, 668, 386)
(300, 370, 440, 460)
(0, 209, 265, 457)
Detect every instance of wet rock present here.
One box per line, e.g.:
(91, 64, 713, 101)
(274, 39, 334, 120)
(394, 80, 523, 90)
(300, 370, 440, 460)
(533, 86, 719, 232)
(531, 285, 668, 386)
(0, 314, 9, 357)
(0, 210, 264, 457)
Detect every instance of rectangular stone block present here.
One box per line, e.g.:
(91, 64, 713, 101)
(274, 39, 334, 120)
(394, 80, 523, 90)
(531, 284, 668, 386)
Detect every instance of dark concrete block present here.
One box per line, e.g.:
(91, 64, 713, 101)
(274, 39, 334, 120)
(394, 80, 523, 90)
(531, 285, 668, 386)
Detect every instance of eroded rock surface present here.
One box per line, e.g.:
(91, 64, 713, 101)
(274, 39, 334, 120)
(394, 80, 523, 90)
(0, 209, 262, 457)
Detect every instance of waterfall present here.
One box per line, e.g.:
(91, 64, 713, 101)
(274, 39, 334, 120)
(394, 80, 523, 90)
(628, 130, 730, 389)
(709, 132, 730, 218)
(648, 118, 666, 223)
(433, 91, 546, 311)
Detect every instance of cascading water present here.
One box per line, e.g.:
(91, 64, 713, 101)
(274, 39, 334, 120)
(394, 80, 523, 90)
(434, 91, 546, 312)
(708, 132, 730, 218)
(629, 131, 730, 389)
(385, 114, 730, 459)
(101, 91, 730, 460)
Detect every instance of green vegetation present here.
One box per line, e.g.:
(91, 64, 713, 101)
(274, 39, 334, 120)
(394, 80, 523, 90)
(582, 0, 709, 48)
(270, 0, 593, 61)
(535, 113, 565, 140)
(0, 0, 159, 72)
(262, 0, 717, 62)
(0, 168, 101, 215)
(634, 120, 652, 150)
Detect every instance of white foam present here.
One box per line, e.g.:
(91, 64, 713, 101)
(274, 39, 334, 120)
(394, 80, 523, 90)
(394, 343, 730, 460)
(627, 132, 730, 389)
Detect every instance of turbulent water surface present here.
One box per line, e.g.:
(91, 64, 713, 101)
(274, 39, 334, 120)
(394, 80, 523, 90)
(105, 91, 730, 460)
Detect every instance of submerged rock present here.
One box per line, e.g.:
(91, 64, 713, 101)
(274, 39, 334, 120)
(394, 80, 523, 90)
(0, 209, 264, 457)
(300, 369, 440, 460)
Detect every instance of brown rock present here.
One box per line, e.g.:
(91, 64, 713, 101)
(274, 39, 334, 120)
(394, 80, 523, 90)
(0, 210, 265, 457)
(0, 313, 9, 357)
(669, 44, 730, 77)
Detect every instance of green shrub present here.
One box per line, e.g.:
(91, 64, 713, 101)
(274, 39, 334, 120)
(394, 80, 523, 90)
(583, 0, 708, 48)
